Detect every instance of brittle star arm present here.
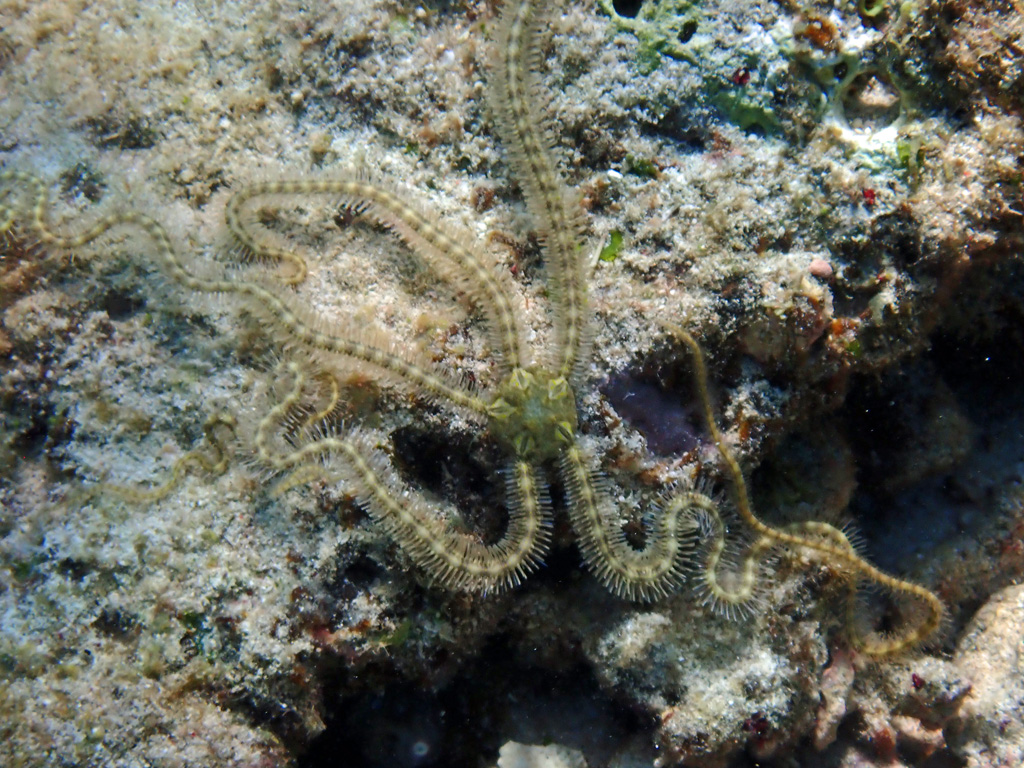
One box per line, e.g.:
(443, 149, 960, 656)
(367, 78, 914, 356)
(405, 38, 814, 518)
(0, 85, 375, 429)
(225, 177, 527, 374)
(558, 435, 710, 602)
(219, 279, 488, 416)
(491, 0, 591, 381)
(1, 173, 23, 235)
(668, 323, 945, 655)
(258, 363, 553, 592)
(5, 172, 492, 417)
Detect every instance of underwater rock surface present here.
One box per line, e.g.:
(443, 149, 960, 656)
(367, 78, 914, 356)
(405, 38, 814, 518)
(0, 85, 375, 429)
(1, 0, 1022, 766)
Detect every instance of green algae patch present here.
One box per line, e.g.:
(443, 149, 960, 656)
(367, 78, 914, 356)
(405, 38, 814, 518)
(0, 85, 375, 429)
(599, 230, 625, 263)
(598, 0, 705, 67)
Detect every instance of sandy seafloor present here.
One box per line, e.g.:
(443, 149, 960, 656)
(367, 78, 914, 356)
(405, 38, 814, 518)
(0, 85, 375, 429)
(1, 0, 1023, 766)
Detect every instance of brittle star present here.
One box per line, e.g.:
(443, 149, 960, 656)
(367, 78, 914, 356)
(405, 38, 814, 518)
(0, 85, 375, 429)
(0, 0, 943, 655)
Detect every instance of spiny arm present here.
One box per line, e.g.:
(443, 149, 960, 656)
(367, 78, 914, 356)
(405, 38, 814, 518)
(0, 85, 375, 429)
(491, 0, 591, 381)
(257, 362, 552, 593)
(226, 177, 527, 373)
(559, 437, 706, 602)
(6, 173, 490, 416)
(668, 323, 944, 655)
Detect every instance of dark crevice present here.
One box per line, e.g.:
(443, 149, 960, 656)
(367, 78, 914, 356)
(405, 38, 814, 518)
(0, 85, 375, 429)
(612, 0, 645, 19)
(300, 641, 652, 768)
(390, 425, 507, 545)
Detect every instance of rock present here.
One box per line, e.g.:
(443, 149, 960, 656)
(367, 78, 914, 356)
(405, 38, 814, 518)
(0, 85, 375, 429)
(497, 741, 588, 768)
(949, 584, 1024, 767)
